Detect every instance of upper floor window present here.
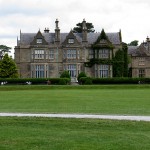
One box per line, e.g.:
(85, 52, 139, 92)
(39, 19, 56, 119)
(89, 49, 94, 59)
(36, 38, 42, 44)
(67, 50, 76, 59)
(46, 50, 54, 60)
(68, 38, 74, 44)
(35, 50, 44, 59)
(49, 50, 54, 59)
(139, 57, 145, 66)
(99, 49, 109, 58)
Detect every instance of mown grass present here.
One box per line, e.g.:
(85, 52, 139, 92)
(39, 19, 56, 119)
(0, 117, 150, 150)
(0, 84, 150, 91)
(0, 85, 150, 115)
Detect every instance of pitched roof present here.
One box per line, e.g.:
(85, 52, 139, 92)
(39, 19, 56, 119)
(128, 45, 149, 57)
(18, 32, 121, 45)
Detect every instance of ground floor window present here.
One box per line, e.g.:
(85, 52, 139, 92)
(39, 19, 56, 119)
(95, 64, 111, 78)
(139, 69, 145, 77)
(67, 64, 77, 77)
(31, 64, 49, 78)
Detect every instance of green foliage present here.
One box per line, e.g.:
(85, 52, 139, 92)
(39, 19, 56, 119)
(92, 29, 114, 49)
(60, 71, 71, 78)
(113, 49, 124, 77)
(0, 78, 70, 85)
(58, 79, 68, 85)
(84, 77, 92, 85)
(122, 42, 128, 77)
(85, 58, 113, 67)
(98, 29, 108, 40)
(0, 54, 18, 78)
(77, 72, 87, 81)
(79, 77, 150, 85)
(73, 22, 95, 33)
(128, 40, 138, 46)
(0, 45, 11, 59)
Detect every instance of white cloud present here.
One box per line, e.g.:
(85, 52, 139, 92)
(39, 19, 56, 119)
(0, 0, 150, 57)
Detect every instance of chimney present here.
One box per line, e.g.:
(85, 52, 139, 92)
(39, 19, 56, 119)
(147, 36, 150, 52)
(44, 28, 49, 33)
(55, 19, 60, 42)
(82, 19, 87, 42)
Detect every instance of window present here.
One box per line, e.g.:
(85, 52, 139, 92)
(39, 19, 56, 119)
(35, 50, 44, 59)
(99, 65, 109, 78)
(31, 64, 49, 78)
(99, 49, 109, 58)
(49, 50, 54, 59)
(46, 50, 54, 59)
(139, 57, 145, 66)
(68, 38, 74, 43)
(67, 64, 76, 77)
(36, 38, 42, 44)
(67, 50, 76, 59)
(89, 49, 94, 59)
(139, 69, 145, 78)
(35, 65, 45, 78)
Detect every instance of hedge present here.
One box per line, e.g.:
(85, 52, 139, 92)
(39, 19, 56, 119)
(79, 77, 150, 85)
(0, 78, 70, 85)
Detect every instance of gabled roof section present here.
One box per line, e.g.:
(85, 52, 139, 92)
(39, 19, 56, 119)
(92, 29, 114, 49)
(30, 30, 48, 45)
(129, 44, 150, 57)
(62, 30, 81, 46)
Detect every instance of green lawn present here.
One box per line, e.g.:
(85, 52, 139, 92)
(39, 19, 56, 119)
(0, 85, 150, 115)
(0, 117, 150, 150)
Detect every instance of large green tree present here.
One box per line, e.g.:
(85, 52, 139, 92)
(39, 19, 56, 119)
(113, 49, 124, 77)
(73, 22, 95, 33)
(0, 45, 11, 59)
(128, 40, 138, 46)
(0, 53, 18, 78)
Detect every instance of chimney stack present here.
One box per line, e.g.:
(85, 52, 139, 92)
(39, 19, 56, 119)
(82, 19, 87, 42)
(55, 19, 60, 42)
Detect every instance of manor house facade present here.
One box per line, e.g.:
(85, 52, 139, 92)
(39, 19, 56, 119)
(15, 19, 122, 81)
(128, 37, 150, 77)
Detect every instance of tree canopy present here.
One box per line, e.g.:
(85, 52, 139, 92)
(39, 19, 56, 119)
(0, 53, 18, 78)
(73, 22, 95, 33)
(128, 40, 138, 46)
(0, 45, 11, 59)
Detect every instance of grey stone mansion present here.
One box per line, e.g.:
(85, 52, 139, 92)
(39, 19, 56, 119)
(15, 19, 150, 80)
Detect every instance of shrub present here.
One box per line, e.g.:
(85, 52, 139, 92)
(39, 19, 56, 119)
(58, 79, 67, 85)
(60, 71, 70, 79)
(77, 72, 87, 82)
(0, 78, 70, 85)
(84, 77, 92, 85)
(79, 77, 150, 85)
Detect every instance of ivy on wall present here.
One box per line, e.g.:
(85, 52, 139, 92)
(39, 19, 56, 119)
(85, 48, 127, 77)
(122, 42, 128, 77)
(85, 29, 129, 77)
(113, 49, 124, 77)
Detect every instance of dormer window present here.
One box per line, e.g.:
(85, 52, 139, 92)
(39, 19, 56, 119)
(36, 38, 42, 44)
(68, 38, 74, 44)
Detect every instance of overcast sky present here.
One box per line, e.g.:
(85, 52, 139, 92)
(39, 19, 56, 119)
(0, 0, 150, 56)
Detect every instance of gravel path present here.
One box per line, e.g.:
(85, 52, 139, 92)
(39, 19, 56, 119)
(0, 113, 150, 122)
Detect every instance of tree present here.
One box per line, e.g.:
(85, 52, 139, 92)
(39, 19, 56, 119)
(0, 53, 18, 78)
(113, 49, 124, 77)
(0, 45, 11, 60)
(73, 22, 95, 33)
(128, 40, 138, 46)
(122, 42, 128, 77)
